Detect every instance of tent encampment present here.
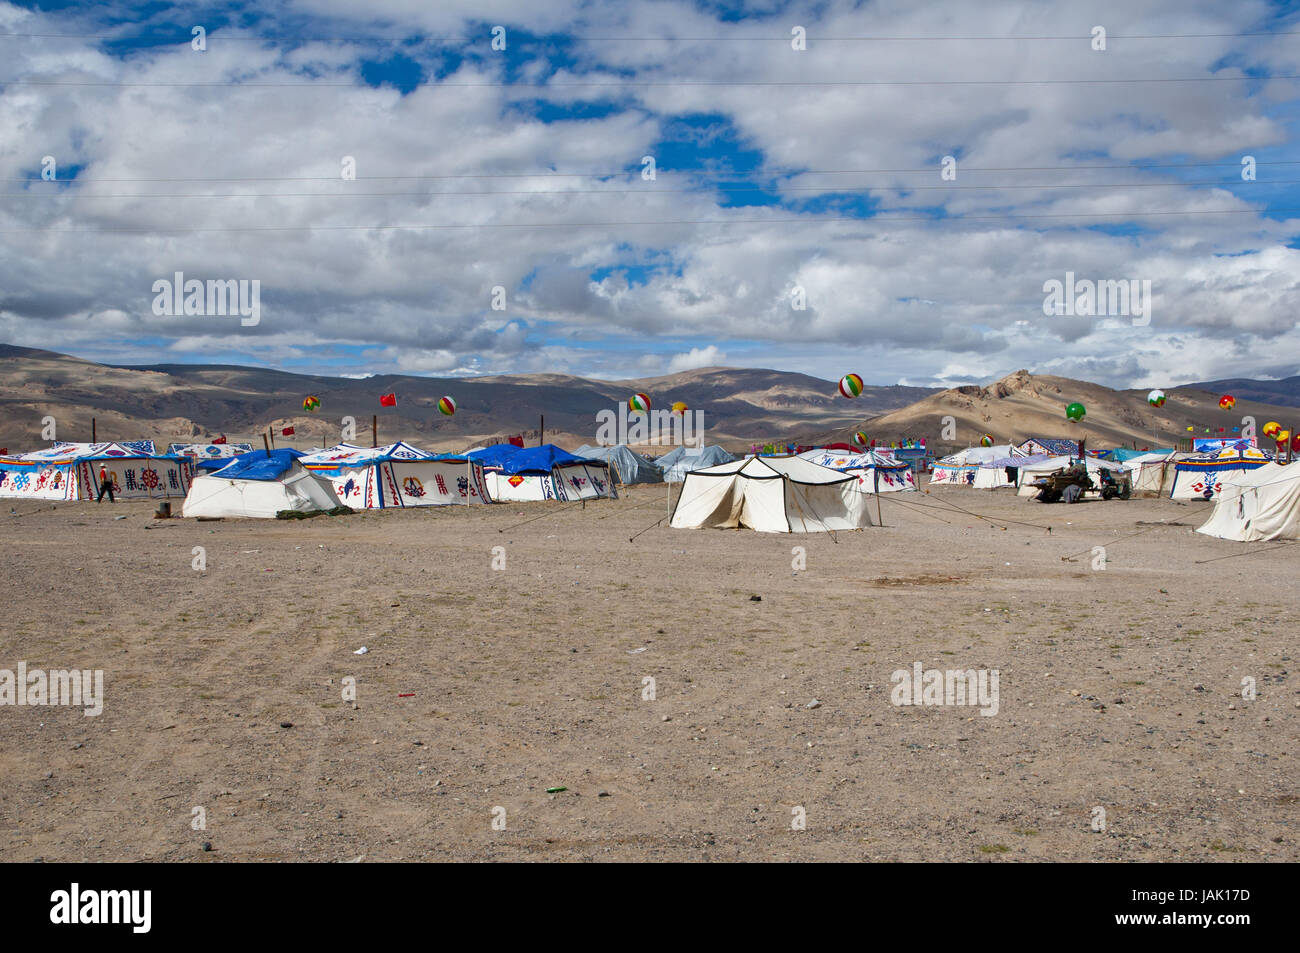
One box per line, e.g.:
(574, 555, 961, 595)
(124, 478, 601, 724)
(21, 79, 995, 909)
(797, 449, 916, 492)
(469, 443, 616, 501)
(1196, 463, 1300, 542)
(181, 449, 341, 518)
(656, 444, 735, 482)
(573, 444, 664, 484)
(1168, 443, 1272, 501)
(0, 441, 191, 501)
(670, 455, 873, 532)
(299, 442, 489, 507)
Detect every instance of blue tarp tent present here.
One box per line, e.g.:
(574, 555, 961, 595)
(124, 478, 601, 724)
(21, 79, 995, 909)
(475, 444, 615, 502)
(199, 449, 303, 479)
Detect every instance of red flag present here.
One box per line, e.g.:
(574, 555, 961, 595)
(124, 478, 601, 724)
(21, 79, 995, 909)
(0, 448, 7, 456)
(508, 434, 524, 447)
(212, 434, 227, 445)
(380, 393, 397, 407)
(282, 427, 296, 436)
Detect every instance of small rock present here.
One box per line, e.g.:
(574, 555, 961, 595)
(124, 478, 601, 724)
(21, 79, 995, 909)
(806, 700, 821, 709)
(749, 595, 762, 602)
(201, 842, 212, 852)
(280, 721, 293, 729)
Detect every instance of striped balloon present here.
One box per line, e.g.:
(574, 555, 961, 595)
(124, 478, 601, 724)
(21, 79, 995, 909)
(437, 396, 457, 416)
(853, 431, 868, 445)
(671, 401, 688, 415)
(838, 373, 864, 399)
(628, 393, 651, 414)
(980, 433, 994, 447)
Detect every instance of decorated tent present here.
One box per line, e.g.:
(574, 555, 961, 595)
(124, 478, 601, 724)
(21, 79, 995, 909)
(1196, 463, 1300, 542)
(929, 445, 1014, 486)
(469, 443, 615, 501)
(167, 442, 254, 459)
(1017, 437, 1081, 457)
(1168, 443, 1272, 501)
(670, 455, 873, 533)
(0, 441, 191, 501)
(797, 449, 916, 492)
(656, 444, 735, 482)
(182, 449, 340, 519)
(573, 444, 664, 484)
(299, 442, 488, 508)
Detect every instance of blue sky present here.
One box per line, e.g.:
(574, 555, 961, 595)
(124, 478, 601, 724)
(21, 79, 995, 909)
(1, 0, 1298, 388)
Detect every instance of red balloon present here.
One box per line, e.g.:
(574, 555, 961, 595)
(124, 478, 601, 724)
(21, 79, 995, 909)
(1292, 434, 1300, 454)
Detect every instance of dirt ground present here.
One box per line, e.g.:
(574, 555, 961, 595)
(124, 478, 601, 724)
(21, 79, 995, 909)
(0, 483, 1295, 862)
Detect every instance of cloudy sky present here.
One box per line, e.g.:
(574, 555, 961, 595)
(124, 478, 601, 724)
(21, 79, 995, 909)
(1, 0, 1297, 387)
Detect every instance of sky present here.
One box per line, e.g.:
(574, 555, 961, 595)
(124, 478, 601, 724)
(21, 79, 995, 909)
(1, 0, 1298, 388)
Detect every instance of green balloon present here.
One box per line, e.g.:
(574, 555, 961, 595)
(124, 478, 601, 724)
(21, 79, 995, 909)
(1065, 402, 1086, 421)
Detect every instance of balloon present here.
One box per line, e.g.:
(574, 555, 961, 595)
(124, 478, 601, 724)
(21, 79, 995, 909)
(1263, 421, 1281, 439)
(671, 401, 688, 416)
(1186, 426, 1194, 432)
(980, 434, 994, 447)
(302, 395, 321, 412)
(1278, 429, 1291, 442)
(437, 396, 456, 416)
(853, 431, 868, 445)
(838, 373, 864, 399)
(1292, 434, 1300, 454)
(1219, 395, 1235, 410)
(628, 393, 651, 414)
(1147, 389, 1166, 407)
(1065, 402, 1086, 422)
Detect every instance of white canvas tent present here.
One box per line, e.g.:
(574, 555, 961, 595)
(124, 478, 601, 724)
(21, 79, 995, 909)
(1196, 463, 1300, 542)
(182, 450, 340, 519)
(299, 442, 489, 507)
(670, 455, 873, 533)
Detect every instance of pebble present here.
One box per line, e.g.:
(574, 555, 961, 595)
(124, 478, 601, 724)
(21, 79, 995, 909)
(749, 595, 762, 602)
(280, 722, 293, 729)
(201, 842, 212, 852)
(806, 700, 821, 709)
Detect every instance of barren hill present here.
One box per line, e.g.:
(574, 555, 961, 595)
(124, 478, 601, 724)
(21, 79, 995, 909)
(812, 369, 1300, 453)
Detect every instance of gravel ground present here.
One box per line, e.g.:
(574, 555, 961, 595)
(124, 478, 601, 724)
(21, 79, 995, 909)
(0, 483, 1295, 862)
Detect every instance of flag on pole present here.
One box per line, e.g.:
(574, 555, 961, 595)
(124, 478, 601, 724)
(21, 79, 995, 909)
(380, 393, 397, 407)
(282, 427, 296, 436)
(212, 434, 227, 444)
(508, 434, 524, 447)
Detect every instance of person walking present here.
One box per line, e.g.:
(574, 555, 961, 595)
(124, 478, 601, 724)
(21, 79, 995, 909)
(96, 464, 115, 503)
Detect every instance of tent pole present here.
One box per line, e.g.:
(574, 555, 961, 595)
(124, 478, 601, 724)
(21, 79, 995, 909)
(372, 415, 377, 448)
(875, 467, 883, 527)
(262, 432, 270, 453)
(92, 417, 96, 443)
(539, 415, 544, 447)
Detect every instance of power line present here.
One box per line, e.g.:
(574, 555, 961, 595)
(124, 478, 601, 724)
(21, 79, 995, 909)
(5, 75, 1296, 89)
(1, 206, 1292, 235)
(1, 30, 1297, 42)
(7, 178, 1298, 199)
(6, 161, 1295, 184)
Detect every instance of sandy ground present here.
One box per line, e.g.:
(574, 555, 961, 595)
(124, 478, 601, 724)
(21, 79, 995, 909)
(0, 483, 1295, 862)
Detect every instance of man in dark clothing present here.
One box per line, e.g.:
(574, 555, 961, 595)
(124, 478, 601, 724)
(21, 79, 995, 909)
(96, 464, 115, 502)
